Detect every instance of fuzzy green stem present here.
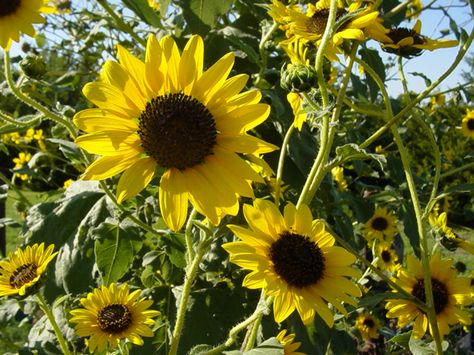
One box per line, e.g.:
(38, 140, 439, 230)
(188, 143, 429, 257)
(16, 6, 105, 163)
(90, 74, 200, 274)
(356, 56, 443, 354)
(439, 161, 474, 179)
(0, 171, 32, 208)
(0, 110, 40, 127)
(255, 21, 278, 87)
(184, 208, 198, 264)
(169, 235, 212, 355)
(36, 293, 72, 355)
(95, 0, 146, 47)
(3, 52, 76, 138)
(275, 124, 295, 206)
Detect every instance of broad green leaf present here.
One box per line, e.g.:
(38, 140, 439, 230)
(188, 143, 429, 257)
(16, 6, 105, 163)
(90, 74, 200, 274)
(330, 329, 357, 355)
(389, 331, 411, 349)
(94, 220, 143, 284)
(359, 48, 386, 102)
(121, 0, 162, 27)
(159, 233, 187, 268)
(399, 203, 421, 258)
(358, 292, 398, 308)
(409, 335, 449, 355)
(223, 338, 283, 354)
(335, 143, 386, 169)
(178, 0, 235, 35)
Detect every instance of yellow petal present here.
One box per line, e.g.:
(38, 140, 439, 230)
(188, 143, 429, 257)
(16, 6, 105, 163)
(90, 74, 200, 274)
(179, 35, 204, 94)
(159, 168, 189, 231)
(116, 157, 156, 202)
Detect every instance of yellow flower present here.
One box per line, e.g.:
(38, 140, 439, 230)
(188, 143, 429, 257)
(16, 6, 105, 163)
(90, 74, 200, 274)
(385, 253, 472, 338)
(378, 20, 458, 58)
(33, 129, 46, 150)
(0, 243, 57, 297)
(287, 92, 307, 130)
(364, 207, 398, 243)
(63, 178, 74, 189)
(276, 329, 306, 355)
(406, 0, 423, 19)
(331, 166, 348, 192)
(12, 151, 31, 181)
(223, 199, 361, 326)
(461, 108, 474, 138)
(70, 283, 160, 353)
(74, 35, 275, 231)
(0, 0, 56, 50)
(375, 242, 399, 272)
(147, 0, 160, 12)
(429, 211, 474, 255)
(355, 312, 380, 340)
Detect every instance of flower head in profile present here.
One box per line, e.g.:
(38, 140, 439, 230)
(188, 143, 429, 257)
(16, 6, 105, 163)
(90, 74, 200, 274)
(429, 211, 474, 255)
(378, 20, 458, 58)
(0, 243, 57, 297)
(0, 0, 56, 50)
(364, 207, 398, 244)
(276, 329, 306, 355)
(385, 253, 472, 338)
(70, 283, 160, 353)
(355, 312, 380, 340)
(461, 108, 474, 138)
(223, 199, 361, 326)
(74, 35, 275, 231)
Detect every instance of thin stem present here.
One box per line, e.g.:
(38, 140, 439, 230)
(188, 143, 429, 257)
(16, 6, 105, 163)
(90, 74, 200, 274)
(243, 313, 263, 351)
(169, 234, 212, 355)
(3, 52, 76, 138)
(184, 208, 198, 264)
(398, 56, 409, 95)
(255, 21, 278, 87)
(0, 110, 41, 127)
(439, 161, 474, 179)
(96, 0, 146, 47)
(36, 293, 72, 355)
(0, 171, 32, 207)
(360, 29, 474, 149)
(275, 124, 295, 206)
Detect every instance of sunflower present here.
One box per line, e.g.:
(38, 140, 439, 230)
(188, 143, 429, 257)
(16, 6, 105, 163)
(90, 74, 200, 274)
(377, 20, 458, 58)
(364, 207, 397, 244)
(429, 211, 474, 255)
(461, 109, 474, 138)
(385, 253, 472, 338)
(74, 35, 275, 231)
(355, 312, 380, 340)
(375, 242, 399, 272)
(223, 199, 361, 326)
(331, 166, 348, 192)
(0, 243, 57, 297)
(0, 0, 55, 50)
(276, 329, 306, 355)
(70, 283, 160, 353)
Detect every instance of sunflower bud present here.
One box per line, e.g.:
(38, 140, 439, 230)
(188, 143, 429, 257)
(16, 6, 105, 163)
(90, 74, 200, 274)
(20, 53, 47, 80)
(280, 63, 317, 93)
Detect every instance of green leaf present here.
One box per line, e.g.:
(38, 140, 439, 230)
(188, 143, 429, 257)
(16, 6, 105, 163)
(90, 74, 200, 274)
(159, 233, 187, 268)
(178, 0, 235, 35)
(223, 338, 283, 354)
(389, 331, 411, 349)
(409, 72, 432, 87)
(94, 220, 143, 284)
(399, 203, 421, 258)
(359, 48, 386, 102)
(189, 344, 215, 355)
(335, 143, 386, 169)
(358, 292, 397, 308)
(408, 335, 449, 355)
(121, 0, 162, 27)
(48, 138, 83, 164)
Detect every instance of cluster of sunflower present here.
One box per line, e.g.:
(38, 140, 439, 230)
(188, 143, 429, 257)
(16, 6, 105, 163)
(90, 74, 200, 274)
(0, 0, 473, 355)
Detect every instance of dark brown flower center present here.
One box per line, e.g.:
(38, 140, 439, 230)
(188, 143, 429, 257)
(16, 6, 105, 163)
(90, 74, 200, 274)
(0, 0, 21, 17)
(371, 217, 388, 231)
(467, 118, 474, 131)
(381, 250, 392, 262)
(270, 231, 325, 288)
(411, 278, 449, 314)
(383, 27, 426, 58)
(97, 304, 132, 334)
(306, 8, 346, 35)
(9, 263, 37, 289)
(138, 93, 217, 170)
(363, 318, 375, 328)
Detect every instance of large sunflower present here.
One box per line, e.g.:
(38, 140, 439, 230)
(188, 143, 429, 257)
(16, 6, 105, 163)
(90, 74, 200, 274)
(385, 253, 472, 338)
(0, 0, 55, 50)
(74, 35, 275, 231)
(364, 207, 398, 244)
(69, 283, 160, 353)
(223, 199, 361, 326)
(0, 243, 57, 297)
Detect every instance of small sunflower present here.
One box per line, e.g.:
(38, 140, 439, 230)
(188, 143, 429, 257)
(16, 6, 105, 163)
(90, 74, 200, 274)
(377, 20, 458, 58)
(355, 312, 380, 340)
(70, 283, 160, 353)
(0, 243, 57, 297)
(147, 0, 160, 12)
(461, 109, 474, 138)
(74, 35, 275, 231)
(429, 211, 474, 255)
(276, 329, 306, 355)
(0, 0, 55, 50)
(385, 253, 472, 338)
(364, 207, 397, 243)
(223, 199, 361, 326)
(375, 243, 399, 272)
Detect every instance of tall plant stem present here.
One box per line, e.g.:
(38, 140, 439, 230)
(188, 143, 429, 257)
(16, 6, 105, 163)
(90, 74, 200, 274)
(0, 110, 40, 127)
(356, 57, 443, 354)
(275, 124, 295, 206)
(3, 52, 76, 138)
(36, 293, 72, 355)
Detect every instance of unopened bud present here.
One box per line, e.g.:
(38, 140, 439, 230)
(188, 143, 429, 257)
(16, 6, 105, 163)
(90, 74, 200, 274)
(20, 54, 47, 80)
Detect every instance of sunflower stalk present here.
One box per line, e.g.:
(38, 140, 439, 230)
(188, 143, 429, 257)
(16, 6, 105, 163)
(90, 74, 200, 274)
(0, 110, 41, 127)
(241, 291, 266, 351)
(3, 52, 77, 138)
(355, 56, 443, 354)
(275, 124, 295, 207)
(36, 293, 72, 355)
(255, 21, 278, 87)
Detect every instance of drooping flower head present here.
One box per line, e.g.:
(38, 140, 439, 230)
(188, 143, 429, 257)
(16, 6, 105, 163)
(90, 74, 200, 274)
(0, 0, 56, 50)
(378, 20, 458, 58)
(223, 199, 361, 326)
(70, 283, 160, 353)
(364, 207, 398, 244)
(74, 35, 275, 231)
(0, 243, 57, 297)
(355, 312, 380, 340)
(461, 108, 474, 139)
(276, 329, 306, 355)
(385, 253, 472, 338)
